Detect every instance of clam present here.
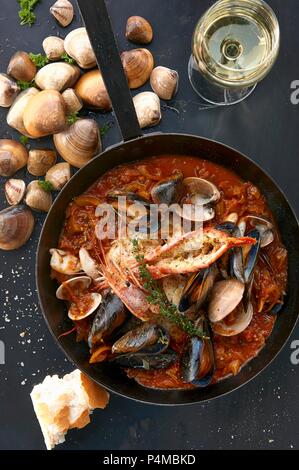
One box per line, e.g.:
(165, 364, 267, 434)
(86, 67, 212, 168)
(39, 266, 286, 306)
(242, 215, 274, 248)
(64, 28, 96, 69)
(112, 323, 169, 355)
(6, 87, 39, 136)
(23, 90, 67, 138)
(50, 0, 74, 27)
(79, 248, 102, 280)
(133, 92, 161, 129)
(50, 248, 81, 275)
(24, 180, 53, 212)
(121, 49, 154, 89)
(0, 73, 20, 107)
(0, 139, 29, 177)
(35, 63, 80, 92)
(110, 350, 178, 370)
(88, 292, 127, 349)
(75, 70, 111, 111)
(0, 205, 34, 251)
(182, 177, 221, 206)
(62, 88, 83, 114)
(150, 66, 179, 100)
(56, 276, 102, 321)
(208, 279, 245, 323)
(7, 51, 37, 82)
(151, 172, 183, 205)
(53, 118, 101, 168)
(27, 149, 57, 177)
(45, 162, 71, 190)
(42, 36, 66, 61)
(212, 302, 254, 337)
(4, 179, 26, 206)
(126, 16, 153, 45)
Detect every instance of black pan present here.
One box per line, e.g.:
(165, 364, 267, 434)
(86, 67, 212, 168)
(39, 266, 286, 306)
(36, 0, 299, 405)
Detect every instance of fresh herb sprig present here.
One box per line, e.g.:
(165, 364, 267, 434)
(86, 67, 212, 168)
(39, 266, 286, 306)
(61, 53, 75, 65)
(17, 79, 35, 90)
(19, 135, 29, 146)
(29, 53, 49, 68)
(132, 239, 207, 338)
(18, 0, 40, 27)
(38, 180, 54, 193)
(67, 112, 80, 125)
(100, 122, 112, 138)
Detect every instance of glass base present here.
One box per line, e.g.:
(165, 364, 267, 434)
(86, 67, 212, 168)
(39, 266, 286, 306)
(188, 55, 256, 106)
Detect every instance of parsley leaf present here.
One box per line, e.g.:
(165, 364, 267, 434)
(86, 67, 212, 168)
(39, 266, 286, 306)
(67, 112, 80, 125)
(38, 180, 54, 193)
(29, 53, 49, 68)
(61, 53, 75, 65)
(18, 0, 40, 27)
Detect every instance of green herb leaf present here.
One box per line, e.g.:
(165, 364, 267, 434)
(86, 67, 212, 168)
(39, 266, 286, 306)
(17, 79, 36, 91)
(61, 53, 75, 65)
(100, 122, 112, 137)
(29, 52, 49, 68)
(19, 135, 29, 146)
(18, 0, 40, 27)
(38, 180, 54, 193)
(132, 239, 208, 339)
(67, 112, 80, 125)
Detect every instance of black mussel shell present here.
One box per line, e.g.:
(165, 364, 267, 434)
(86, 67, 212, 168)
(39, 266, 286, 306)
(112, 323, 170, 355)
(179, 265, 217, 313)
(107, 191, 151, 207)
(151, 172, 183, 205)
(230, 225, 245, 283)
(243, 229, 261, 283)
(216, 222, 236, 234)
(110, 350, 178, 370)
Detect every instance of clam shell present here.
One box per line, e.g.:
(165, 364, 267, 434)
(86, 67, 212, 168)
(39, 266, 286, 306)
(150, 66, 179, 100)
(75, 70, 111, 111)
(183, 177, 221, 206)
(35, 63, 80, 92)
(7, 51, 37, 82)
(126, 16, 153, 44)
(50, 0, 74, 27)
(0, 73, 20, 108)
(64, 28, 96, 69)
(27, 149, 57, 177)
(212, 302, 254, 336)
(5, 179, 26, 206)
(121, 49, 154, 89)
(53, 118, 101, 168)
(43, 36, 65, 61)
(6, 88, 39, 136)
(0, 139, 29, 177)
(62, 88, 83, 114)
(133, 92, 161, 129)
(46, 162, 71, 191)
(0, 205, 34, 251)
(208, 279, 245, 323)
(24, 181, 53, 213)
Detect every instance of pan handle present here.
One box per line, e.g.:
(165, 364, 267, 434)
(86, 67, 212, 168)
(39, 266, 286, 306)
(77, 0, 143, 142)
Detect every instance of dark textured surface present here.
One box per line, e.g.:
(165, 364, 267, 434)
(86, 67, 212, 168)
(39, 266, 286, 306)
(0, 0, 298, 450)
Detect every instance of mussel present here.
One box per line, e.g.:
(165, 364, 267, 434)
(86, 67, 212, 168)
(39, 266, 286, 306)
(151, 172, 183, 205)
(178, 264, 218, 313)
(112, 323, 169, 355)
(110, 350, 178, 370)
(88, 292, 127, 349)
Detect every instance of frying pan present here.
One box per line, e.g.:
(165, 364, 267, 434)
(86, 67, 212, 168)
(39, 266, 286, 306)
(36, 0, 299, 405)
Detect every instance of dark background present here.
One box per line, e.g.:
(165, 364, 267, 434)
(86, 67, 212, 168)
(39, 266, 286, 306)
(0, 0, 298, 450)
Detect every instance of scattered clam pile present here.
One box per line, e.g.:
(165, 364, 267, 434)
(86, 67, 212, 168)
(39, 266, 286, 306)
(0, 9, 178, 252)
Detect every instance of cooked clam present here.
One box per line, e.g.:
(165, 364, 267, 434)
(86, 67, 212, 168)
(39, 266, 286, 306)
(183, 177, 221, 206)
(50, 248, 81, 275)
(133, 92, 161, 129)
(35, 63, 80, 92)
(23, 90, 67, 138)
(6, 87, 39, 136)
(62, 88, 83, 114)
(212, 302, 254, 337)
(56, 276, 102, 321)
(43, 36, 65, 61)
(50, 0, 74, 27)
(243, 215, 274, 248)
(0, 73, 20, 107)
(64, 28, 96, 69)
(75, 70, 111, 111)
(7, 51, 37, 82)
(53, 118, 101, 168)
(121, 49, 154, 89)
(151, 172, 183, 205)
(126, 16, 153, 44)
(79, 248, 102, 280)
(150, 66, 179, 100)
(0, 139, 29, 177)
(0, 205, 34, 251)
(24, 180, 53, 212)
(45, 162, 71, 190)
(27, 149, 57, 177)
(4, 179, 26, 206)
(208, 279, 245, 323)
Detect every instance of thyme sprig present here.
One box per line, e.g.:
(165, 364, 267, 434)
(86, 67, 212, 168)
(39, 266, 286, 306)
(132, 239, 207, 339)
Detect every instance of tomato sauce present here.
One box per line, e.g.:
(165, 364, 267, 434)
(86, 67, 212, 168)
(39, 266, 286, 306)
(59, 155, 288, 389)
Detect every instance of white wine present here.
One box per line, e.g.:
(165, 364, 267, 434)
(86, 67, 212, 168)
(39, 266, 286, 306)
(192, 0, 280, 88)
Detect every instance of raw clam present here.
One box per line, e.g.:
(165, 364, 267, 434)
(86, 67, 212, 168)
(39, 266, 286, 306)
(64, 28, 96, 69)
(50, 248, 81, 275)
(126, 16, 153, 45)
(27, 149, 57, 177)
(24, 180, 53, 212)
(0, 73, 20, 107)
(151, 172, 183, 205)
(56, 276, 102, 321)
(6, 87, 39, 136)
(150, 66, 179, 100)
(7, 51, 37, 82)
(4, 179, 26, 206)
(133, 92, 161, 129)
(79, 248, 102, 280)
(35, 63, 80, 92)
(0, 139, 29, 177)
(112, 323, 169, 355)
(208, 279, 245, 323)
(50, 0, 74, 27)
(75, 69, 111, 111)
(53, 118, 101, 168)
(45, 162, 71, 190)
(43, 36, 65, 61)
(0, 205, 34, 251)
(23, 90, 67, 138)
(62, 88, 83, 114)
(121, 49, 154, 89)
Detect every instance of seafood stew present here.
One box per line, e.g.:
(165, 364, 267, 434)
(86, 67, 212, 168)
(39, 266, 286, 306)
(51, 155, 288, 390)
